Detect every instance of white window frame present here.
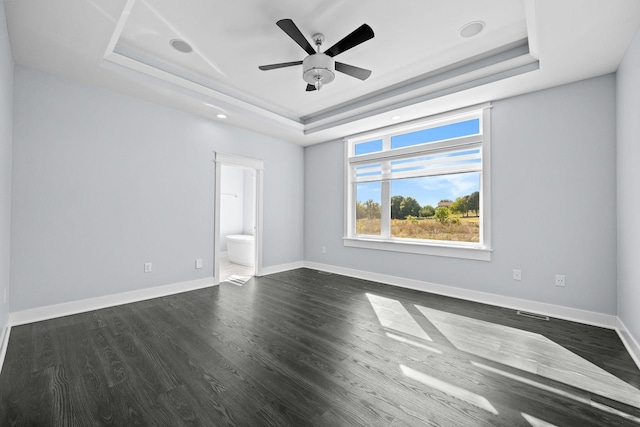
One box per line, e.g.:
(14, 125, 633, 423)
(344, 104, 492, 261)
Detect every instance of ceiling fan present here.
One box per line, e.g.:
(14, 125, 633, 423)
(258, 19, 374, 92)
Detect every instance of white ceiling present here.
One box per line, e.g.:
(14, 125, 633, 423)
(4, 0, 640, 146)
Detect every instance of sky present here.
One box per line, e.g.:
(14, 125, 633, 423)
(355, 119, 481, 208)
(357, 172, 479, 209)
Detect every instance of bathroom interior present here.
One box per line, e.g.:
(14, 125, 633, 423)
(219, 164, 256, 283)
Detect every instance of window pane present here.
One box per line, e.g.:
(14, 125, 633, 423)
(391, 119, 479, 149)
(389, 172, 480, 242)
(355, 139, 383, 155)
(356, 182, 382, 236)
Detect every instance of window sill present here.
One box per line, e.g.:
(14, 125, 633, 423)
(343, 237, 491, 261)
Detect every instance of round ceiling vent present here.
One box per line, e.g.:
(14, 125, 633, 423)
(170, 39, 193, 53)
(459, 21, 485, 38)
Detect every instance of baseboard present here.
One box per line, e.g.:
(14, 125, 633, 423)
(616, 317, 640, 370)
(258, 261, 304, 277)
(303, 261, 617, 329)
(9, 277, 216, 327)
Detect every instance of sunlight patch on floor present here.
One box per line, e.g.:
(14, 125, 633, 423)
(474, 361, 640, 424)
(224, 275, 252, 286)
(220, 254, 254, 283)
(366, 293, 431, 341)
(415, 305, 640, 410)
(386, 332, 442, 354)
(521, 413, 558, 427)
(400, 364, 498, 415)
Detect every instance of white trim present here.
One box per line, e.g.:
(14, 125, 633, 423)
(349, 135, 482, 165)
(214, 152, 265, 171)
(345, 103, 492, 143)
(480, 107, 492, 251)
(616, 317, 640, 371)
(524, 0, 540, 60)
(213, 153, 264, 284)
(258, 261, 305, 277)
(214, 159, 222, 285)
(303, 261, 617, 329)
(343, 237, 491, 261)
(103, 0, 135, 57)
(104, 3, 304, 133)
(344, 106, 491, 258)
(255, 169, 265, 276)
(0, 324, 10, 375)
(9, 278, 215, 327)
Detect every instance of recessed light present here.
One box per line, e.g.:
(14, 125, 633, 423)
(391, 115, 401, 120)
(216, 114, 227, 119)
(459, 21, 485, 38)
(170, 39, 193, 53)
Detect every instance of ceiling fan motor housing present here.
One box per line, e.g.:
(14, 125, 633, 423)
(303, 53, 335, 85)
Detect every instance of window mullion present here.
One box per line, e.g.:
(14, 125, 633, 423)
(381, 177, 390, 239)
(380, 135, 391, 238)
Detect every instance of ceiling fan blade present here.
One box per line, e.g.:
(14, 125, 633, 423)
(324, 24, 374, 57)
(306, 84, 317, 92)
(258, 61, 303, 71)
(277, 19, 316, 56)
(335, 62, 372, 80)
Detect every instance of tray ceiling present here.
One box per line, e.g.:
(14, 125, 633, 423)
(5, 0, 640, 145)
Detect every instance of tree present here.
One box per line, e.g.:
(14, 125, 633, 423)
(363, 199, 381, 219)
(434, 206, 450, 224)
(468, 191, 479, 216)
(391, 195, 404, 219)
(400, 197, 421, 219)
(356, 200, 367, 219)
(420, 205, 435, 218)
(356, 199, 381, 219)
(450, 196, 470, 217)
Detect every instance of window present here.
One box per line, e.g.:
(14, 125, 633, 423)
(345, 104, 491, 261)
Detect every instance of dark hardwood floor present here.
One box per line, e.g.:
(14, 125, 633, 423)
(1, 268, 640, 426)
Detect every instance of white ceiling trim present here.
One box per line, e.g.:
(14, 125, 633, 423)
(101, 0, 540, 139)
(103, 0, 304, 132)
(102, 50, 305, 131)
(303, 42, 538, 134)
(5, 0, 639, 146)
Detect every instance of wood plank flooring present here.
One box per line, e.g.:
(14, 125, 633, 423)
(1, 268, 640, 426)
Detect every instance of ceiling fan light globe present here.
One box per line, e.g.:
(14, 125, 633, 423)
(303, 53, 335, 86)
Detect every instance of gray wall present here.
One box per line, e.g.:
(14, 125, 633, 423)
(617, 29, 640, 343)
(11, 66, 304, 312)
(0, 3, 12, 331)
(305, 75, 617, 315)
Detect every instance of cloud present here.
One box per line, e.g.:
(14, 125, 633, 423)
(407, 173, 479, 206)
(358, 173, 479, 206)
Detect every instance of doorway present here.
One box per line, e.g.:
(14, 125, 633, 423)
(214, 153, 264, 285)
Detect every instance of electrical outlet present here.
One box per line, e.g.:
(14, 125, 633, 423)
(144, 262, 152, 273)
(322, 246, 326, 254)
(555, 274, 565, 287)
(513, 269, 522, 281)
(195, 259, 203, 269)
